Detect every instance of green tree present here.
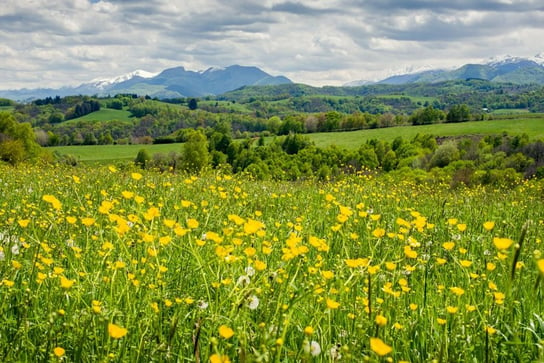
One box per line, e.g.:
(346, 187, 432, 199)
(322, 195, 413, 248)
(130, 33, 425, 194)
(430, 141, 460, 168)
(181, 130, 209, 173)
(188, 98, 198, 110)
(0, 112, 41, 164)
(135, 149, 151, 168)
(446, 104, 471, 123)
(410, 106, 445, 125)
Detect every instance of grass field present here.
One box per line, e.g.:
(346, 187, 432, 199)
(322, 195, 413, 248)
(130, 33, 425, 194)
(49, 143, 184, 162)
(0, 164, 542, 361)
(307, 117, 544, 149)
(66, 108, 133, 123)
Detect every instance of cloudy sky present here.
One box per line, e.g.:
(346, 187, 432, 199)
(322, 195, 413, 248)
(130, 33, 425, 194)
(1, 0, 544, 89)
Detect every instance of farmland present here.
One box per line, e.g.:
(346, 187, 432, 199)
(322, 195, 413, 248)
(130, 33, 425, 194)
(0, 163, 543, 361)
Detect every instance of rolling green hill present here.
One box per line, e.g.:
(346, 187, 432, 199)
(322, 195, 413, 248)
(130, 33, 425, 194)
(65, 108, 133, 123)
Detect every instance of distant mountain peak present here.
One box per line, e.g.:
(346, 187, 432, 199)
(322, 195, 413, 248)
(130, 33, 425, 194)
(484, 54, 527, 66)
(90, 70, 159, 90)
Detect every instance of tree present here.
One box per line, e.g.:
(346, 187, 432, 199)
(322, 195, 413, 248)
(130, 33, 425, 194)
(0, 112, 41, 164)
(446, 104, 471, 123)
(135, 149, 151, 168)
(181, 130, 209, 173)
(188, 98, 198, 110)
(430, 141, 460, 168)
(410, 106, 445, 125)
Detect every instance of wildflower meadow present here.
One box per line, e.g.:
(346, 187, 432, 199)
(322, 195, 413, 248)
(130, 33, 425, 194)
(0, 163, 543, 362)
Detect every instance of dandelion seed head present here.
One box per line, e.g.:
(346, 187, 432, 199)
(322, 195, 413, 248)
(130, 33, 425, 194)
(247, 295, 259, 310)
(245, 266, 255, 277)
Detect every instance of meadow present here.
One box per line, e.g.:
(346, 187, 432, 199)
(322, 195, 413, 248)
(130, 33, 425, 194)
(0, 163, 543, 362)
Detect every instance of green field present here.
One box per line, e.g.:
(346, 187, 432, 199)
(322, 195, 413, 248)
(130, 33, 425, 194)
(49, 143, 184, 162)
(66, 108, 133, 123)
(307, 117, 544, 149)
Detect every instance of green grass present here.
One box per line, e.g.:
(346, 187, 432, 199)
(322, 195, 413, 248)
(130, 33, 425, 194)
(199, 100, 253, 113)
(491, 108, 531, 115)
(49, 143, 184, 162)
(306, 117, 544, 149)
(66, 108, 133, 123)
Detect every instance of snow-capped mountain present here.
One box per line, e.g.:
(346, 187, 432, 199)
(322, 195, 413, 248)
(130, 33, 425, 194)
(89, 70, 159, 90)
(373, 53, 544, 85)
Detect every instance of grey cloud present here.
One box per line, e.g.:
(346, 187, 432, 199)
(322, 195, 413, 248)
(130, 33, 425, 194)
(349, 0, 544, 13)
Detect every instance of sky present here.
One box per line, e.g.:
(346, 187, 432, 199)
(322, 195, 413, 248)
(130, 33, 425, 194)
(1, 0, 544, 90)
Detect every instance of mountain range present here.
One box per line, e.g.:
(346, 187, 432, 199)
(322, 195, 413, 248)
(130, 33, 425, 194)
(0, 65, 292, 102)
(346, 54, 544, 86)
(2, 54, 544, 102)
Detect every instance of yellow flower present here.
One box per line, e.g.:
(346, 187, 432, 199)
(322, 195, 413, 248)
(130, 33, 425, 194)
(53, 347, 65, 357)
(326, 298, 340, 309)
(404, 245, 418, 259)
(210, 354, 231, 363)
(538, 259, 544, 274)
(131, 172, 143, 181)
(187, 218, 199, 229)
(218, 325, 234, 339)
(81, 217, 96, 227)
(66, 216, 77, 224)
(59, 276, 75, 289)
(385, 262, 397, 270)
(372, 228, 386, 238)
(493, 237, 513, 250)
(409, 303, 418, 311)
(493, 292, 505, 304)
(485, 326, 497, 335)
(345, 258, 369, 268)
(446, 306, 458, 314)
(483, 221, 495, 231)
(375, 315, 387, 326)
(442, 241, 455, 251)
(437, 318, 447, 325)
(108, 323, 128, 339)
(43, 194, 62, 210)
(460, 260, 472, 268)
(244, 218, 265, 234)
(370, 337, 392, 356)
(436, 258, 447, 265)
(449, 287, 465, 296)
(486, 262, 496, 271)
(2, 279, 15, 287)
(254, 260, 267, 271)
(447, 218, 458, 226)
(143, 207, 160, 221)
(98, 200, 113, 214)
(457, 223, 467, 232)
(18, 219, 30, 228)
(304, 326, 314, 335)
(121, 190, 134, 199)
